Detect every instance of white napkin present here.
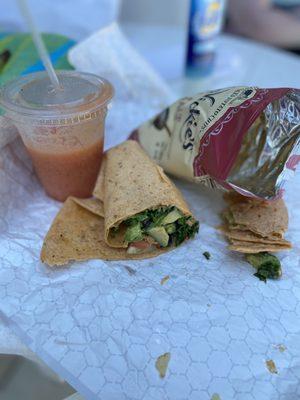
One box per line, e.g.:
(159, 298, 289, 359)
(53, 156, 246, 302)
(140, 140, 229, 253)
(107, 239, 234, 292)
(68, 22, 175, 149)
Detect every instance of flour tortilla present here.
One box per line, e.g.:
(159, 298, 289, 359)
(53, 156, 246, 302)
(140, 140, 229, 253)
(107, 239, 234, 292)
(72, 197, 104, 217)
(41, 198, 167, 266)
(93, 157, 106, 202)
(103, 141, 194, 248)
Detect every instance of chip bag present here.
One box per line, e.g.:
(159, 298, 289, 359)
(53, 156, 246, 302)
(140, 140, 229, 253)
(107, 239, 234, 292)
(130, 87, 300, 200)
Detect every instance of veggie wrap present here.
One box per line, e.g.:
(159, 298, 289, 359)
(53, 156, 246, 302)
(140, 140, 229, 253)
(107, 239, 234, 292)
(101, 140, 199, 254)
(41, 141, 199, 265)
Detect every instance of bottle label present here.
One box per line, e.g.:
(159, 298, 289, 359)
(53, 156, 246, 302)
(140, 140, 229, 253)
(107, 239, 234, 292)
(191, 0, 224, 41)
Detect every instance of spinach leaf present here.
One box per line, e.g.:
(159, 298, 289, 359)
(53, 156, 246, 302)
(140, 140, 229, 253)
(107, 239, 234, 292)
(172, 217, 199, 246)
(124, 222, 143, 242)
(122, 207, 199, 247)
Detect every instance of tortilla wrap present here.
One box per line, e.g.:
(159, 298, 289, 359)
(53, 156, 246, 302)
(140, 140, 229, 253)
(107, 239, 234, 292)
(72, 197, 104, 217)
(41, 198, 167, 266)
(102, 141, 194, 248)
(93, 158, 106, 202)
(41, 141, 198, 266)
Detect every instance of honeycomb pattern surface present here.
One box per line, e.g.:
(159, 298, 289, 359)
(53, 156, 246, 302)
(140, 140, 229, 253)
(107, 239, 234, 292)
(0, 139, 300, 399)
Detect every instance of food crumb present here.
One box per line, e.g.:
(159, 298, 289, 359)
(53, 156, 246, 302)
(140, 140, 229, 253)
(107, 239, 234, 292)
(124, 265, 136, 275)
(211, 394, 221, 400)
(203, 251, 211, 260)
(266, 359, 278, 374)
(155, 352, 171, 378)
(274, 344, 286, 353)
(161, 275, 170, 285)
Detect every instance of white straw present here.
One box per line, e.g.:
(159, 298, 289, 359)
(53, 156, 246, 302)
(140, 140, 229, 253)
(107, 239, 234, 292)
(17, 0, 61, 90)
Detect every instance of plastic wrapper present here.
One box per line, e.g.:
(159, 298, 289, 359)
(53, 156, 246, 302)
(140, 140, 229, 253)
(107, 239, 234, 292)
(1, 25, 300, 400)
(131, 87, 300, 199)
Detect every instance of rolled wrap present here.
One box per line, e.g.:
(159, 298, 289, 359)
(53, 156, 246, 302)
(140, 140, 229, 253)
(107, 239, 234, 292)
(96, 140, 194, 248)
(41, 141, 198, 265)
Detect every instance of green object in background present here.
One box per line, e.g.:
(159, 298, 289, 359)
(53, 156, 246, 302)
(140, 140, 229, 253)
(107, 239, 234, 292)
(0, 33, 75, 85)
(0, 49, 11, 73)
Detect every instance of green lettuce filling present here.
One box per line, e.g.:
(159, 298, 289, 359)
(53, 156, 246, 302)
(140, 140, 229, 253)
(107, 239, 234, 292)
(122, 206, 199, 248)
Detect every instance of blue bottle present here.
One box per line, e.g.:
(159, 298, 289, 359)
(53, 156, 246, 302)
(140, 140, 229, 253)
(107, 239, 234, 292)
(187, 0, 226, 76)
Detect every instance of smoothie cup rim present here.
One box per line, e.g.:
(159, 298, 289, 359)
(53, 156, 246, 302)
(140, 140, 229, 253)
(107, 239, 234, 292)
(0, 70, 114, 121)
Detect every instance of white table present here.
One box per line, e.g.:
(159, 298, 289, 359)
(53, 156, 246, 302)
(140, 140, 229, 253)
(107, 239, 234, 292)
(1, 31, 300, 398)
(120, 24, 300, 92)
(170, 34, 300, 96)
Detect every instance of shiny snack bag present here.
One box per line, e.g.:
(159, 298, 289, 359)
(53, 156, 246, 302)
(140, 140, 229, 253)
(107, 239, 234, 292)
(130, 87, 300, 200)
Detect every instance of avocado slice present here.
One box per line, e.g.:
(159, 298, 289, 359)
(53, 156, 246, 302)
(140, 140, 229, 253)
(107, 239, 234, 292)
(124, 222, 143, 243)
(165, 223, 176, 234)
(161, 209, 182, 225)
(147, 227, 169, 247)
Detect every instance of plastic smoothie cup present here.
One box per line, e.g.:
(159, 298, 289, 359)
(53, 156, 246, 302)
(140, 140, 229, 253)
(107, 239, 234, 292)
(0, 70, 113, 201)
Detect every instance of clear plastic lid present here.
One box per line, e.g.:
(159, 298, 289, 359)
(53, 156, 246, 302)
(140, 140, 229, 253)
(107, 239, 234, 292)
(0, 70, 114, 122)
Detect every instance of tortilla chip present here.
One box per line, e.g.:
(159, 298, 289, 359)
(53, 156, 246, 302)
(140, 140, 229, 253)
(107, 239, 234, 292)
(222, 209, 284, 239)
(41, 198, 168, 266)
(229, 199, 288, 237)
(104, 141, 194, 248)
(221, 192, 291, 253)
(228, 240, 291, 253)
(228, 224, 285, 238)
(220, 226, 291, 246)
